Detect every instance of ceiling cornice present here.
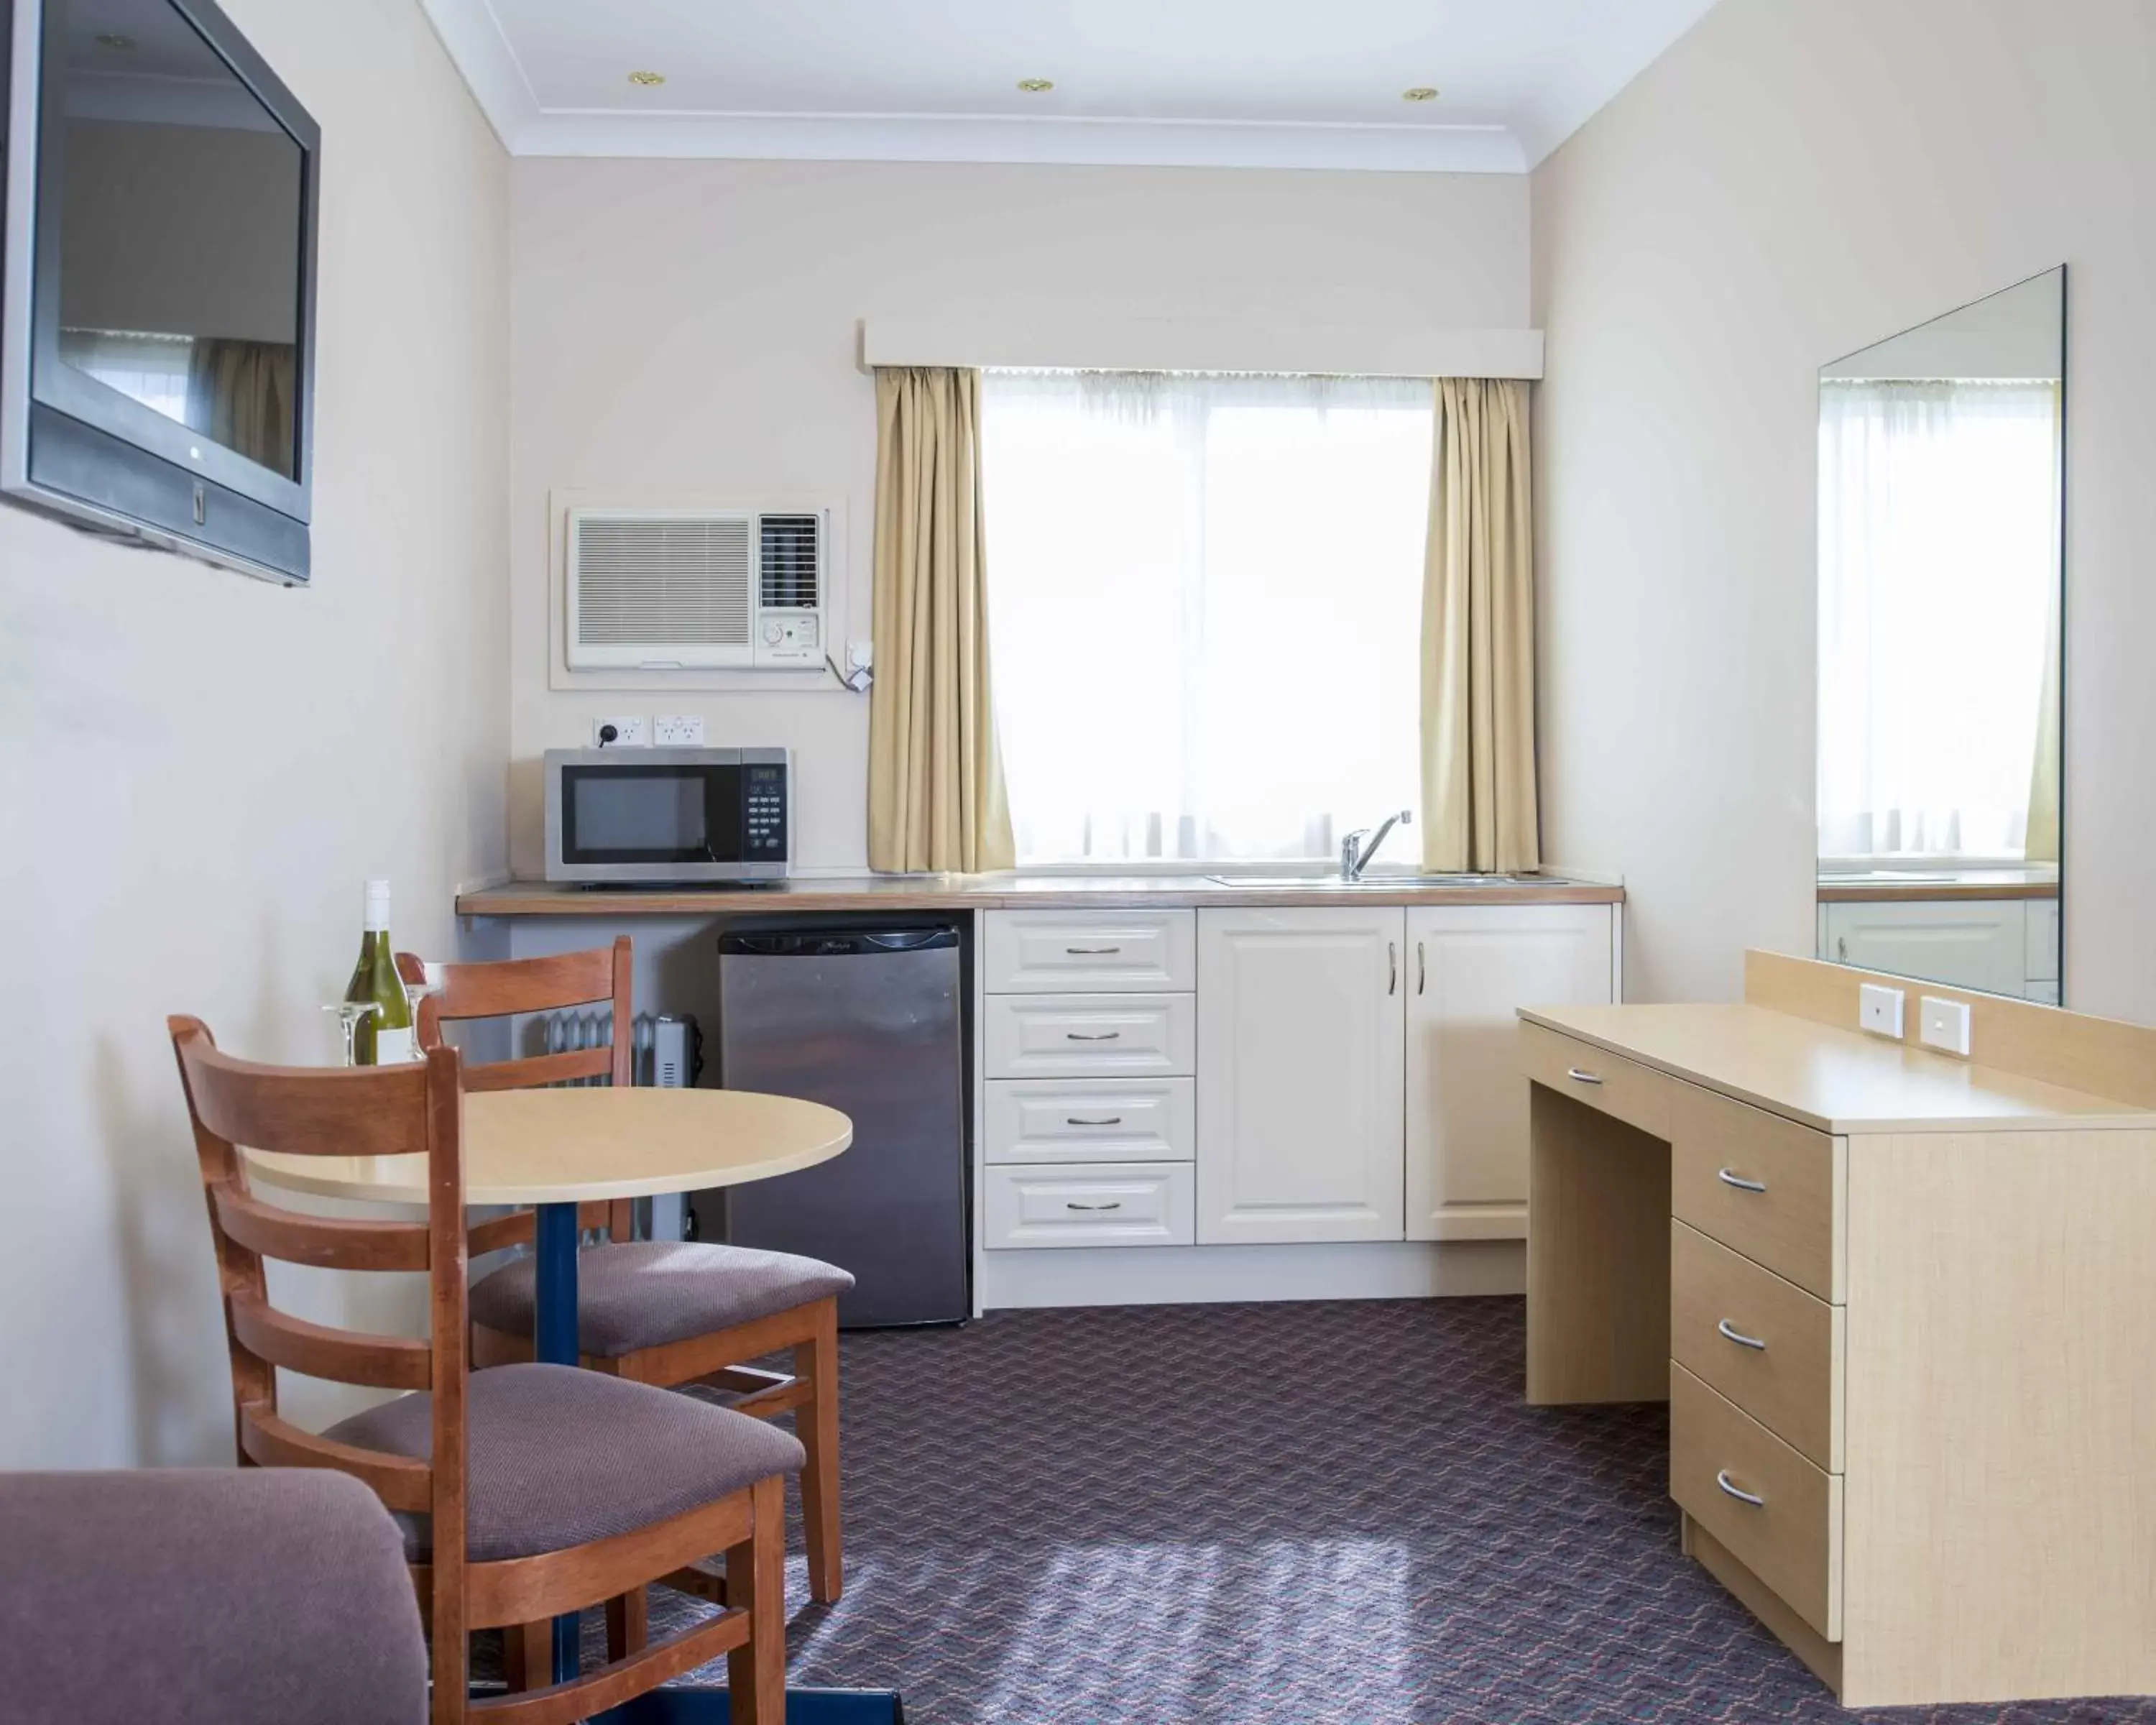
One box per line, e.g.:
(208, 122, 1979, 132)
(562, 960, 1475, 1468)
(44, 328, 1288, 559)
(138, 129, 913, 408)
(420, 0, 1526, 174)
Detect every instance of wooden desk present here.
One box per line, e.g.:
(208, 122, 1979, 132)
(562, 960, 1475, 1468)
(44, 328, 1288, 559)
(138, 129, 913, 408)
(1521, 952, 2156, 1710)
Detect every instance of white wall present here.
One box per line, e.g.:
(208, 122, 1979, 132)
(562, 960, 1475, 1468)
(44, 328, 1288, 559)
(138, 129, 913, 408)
(0, 0, 510, 1467)
(1531, 0, 2156, 1019)
(510, 160, 1531, 875)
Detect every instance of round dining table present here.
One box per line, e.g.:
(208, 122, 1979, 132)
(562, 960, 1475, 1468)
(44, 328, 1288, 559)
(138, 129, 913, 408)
(242, 1084, 854, 1688)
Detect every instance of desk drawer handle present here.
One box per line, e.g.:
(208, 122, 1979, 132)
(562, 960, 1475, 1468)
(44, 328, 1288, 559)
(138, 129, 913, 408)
(1065, 1031, 1123, 1041)
(1064, 945, 1122, 954)
(1717, 1167, 1768, 1193)
(1717, 1318, 1767, 1351)
(1067, 1116, 1124, 1127)
(1566, 1067, 1603, 1086)
(1064, 1200, 1123, 1213)
(1715, 1470, 1766, 1508)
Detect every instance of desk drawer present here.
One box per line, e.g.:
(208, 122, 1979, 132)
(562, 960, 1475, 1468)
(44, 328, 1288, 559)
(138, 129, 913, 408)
(985, 1077, 1194, 1164)
(1519, 1021, 1673, 1138)
(1672, 1363, 1843, 1642)
(985, 993, 1196, 1079)
(1672, 1221, 1842, 1471)
(983, 1162, 1195, 1248)
(985, 909, 1196, 993)
(1671, 1083, 1842, 1301)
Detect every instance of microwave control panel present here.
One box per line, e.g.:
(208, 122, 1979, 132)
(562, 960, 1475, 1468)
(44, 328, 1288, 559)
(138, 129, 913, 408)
(745, 764, 788, 856)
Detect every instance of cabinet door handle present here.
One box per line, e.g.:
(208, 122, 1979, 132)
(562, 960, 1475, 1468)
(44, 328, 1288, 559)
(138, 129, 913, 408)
(1566, 1068, 1603, 1086)
(1066, 1116, 1123, 1127)
(1717, 1167, 1769, 1194)
(1715, 1470, 1766, 1508)
(1064, 946, 1122, 954)
(1417, 940, 1427, 995)
(1065, 1031, 1122, 1041)
(1388, 942, 1399, 995)
(1717, 1318, 1768, 1351)
(1064, 1200, 1123, 1213)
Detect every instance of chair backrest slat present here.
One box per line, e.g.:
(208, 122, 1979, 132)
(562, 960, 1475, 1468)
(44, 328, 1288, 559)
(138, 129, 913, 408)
(239, 1408, 433, 1514)
(461, 1044, 612, 1092)
(211, 1180, 429, 1272)
(229, 1292, 434, 1392)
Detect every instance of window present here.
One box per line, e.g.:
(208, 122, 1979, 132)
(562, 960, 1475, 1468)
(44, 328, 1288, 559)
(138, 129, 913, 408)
(982, 370, 1433, 865)
(1817, 379, 2060, 862)
(57, 328, 195, 428)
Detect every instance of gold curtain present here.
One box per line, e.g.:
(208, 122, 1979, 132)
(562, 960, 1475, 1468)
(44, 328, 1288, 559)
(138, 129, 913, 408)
(1420, 377, 1541, 873)
(186, 339, 297, 477)
(867, 367, 1015, 874)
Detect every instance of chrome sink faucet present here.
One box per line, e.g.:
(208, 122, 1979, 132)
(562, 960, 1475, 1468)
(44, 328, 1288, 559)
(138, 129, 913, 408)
(1340, 809, 1414, 881)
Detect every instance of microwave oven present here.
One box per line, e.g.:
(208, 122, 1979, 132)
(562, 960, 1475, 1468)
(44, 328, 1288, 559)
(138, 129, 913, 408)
(543, 748, 789, 885)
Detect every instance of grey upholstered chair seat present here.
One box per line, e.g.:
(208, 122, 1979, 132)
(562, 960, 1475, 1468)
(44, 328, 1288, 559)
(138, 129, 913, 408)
(1, 1468, 426, 1725)
(469, 1241, 857, 1357)
(324, 1361, 803, 1562)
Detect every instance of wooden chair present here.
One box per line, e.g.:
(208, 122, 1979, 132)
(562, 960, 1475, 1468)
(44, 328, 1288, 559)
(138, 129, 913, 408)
(168, 1016, 797, 1725)
(397, 942, 853, 1608)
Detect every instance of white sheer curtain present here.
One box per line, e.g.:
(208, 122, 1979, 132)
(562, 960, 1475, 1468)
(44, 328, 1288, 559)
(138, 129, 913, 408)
(981, 370, 1432, 864)
(1818, 379, 2060, 862)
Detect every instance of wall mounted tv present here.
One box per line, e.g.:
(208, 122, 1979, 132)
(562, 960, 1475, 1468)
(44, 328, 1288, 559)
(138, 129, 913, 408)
(1, 0, 320, 584)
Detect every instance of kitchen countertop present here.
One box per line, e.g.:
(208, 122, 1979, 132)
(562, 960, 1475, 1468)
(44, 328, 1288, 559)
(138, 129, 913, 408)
(1815, 866, 2058, 903)
(459, 872, 1625, 917)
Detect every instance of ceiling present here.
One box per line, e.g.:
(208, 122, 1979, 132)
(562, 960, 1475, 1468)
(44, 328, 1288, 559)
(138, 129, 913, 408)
(420, 0, 1720, 173)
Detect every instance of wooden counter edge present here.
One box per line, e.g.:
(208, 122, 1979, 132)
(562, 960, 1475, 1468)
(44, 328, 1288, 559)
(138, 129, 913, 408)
(458, 881, 1628, 916)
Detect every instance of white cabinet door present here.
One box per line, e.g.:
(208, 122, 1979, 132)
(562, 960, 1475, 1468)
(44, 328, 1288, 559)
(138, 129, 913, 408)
(1196, 908, 1406, 1244)
(1821, 900, 2027, 998)
(1405, 904, 1614, 1242)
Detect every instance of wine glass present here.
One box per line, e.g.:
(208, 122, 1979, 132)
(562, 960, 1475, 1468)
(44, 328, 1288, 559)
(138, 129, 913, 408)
(322, 1000, 377, 1067)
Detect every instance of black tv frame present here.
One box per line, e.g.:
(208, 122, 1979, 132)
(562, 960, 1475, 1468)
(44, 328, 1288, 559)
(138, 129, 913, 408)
(0, 0, 321, 584)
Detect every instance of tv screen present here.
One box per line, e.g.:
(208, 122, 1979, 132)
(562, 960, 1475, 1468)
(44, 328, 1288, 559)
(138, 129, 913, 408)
(1, 0, 320, 582)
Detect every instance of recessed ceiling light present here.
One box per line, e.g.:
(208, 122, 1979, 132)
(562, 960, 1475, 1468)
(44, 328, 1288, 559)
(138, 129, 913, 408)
(1401, 86, 1440, 102)
(627, 70, 666, 87)
(1017, 78, 1055, 93)
(94, 31, 137, 50)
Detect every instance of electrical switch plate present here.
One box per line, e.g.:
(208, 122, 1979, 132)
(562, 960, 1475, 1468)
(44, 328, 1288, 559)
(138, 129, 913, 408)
(592, 715, 648, 748)
(1920, 995, 1973, 1057)
(653, 714, 706, 747)
(1858, 982, 1906, 1039)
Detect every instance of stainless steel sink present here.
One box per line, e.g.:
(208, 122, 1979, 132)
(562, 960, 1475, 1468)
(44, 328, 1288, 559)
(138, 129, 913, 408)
(1207, 873, 1575, 889)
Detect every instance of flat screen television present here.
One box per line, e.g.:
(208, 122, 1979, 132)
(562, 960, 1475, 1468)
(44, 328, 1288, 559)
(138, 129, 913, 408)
(1, 0, 319, 583)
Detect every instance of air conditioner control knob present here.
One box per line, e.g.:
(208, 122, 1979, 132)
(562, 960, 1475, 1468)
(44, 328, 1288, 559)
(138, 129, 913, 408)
(763, 621, 784, 645)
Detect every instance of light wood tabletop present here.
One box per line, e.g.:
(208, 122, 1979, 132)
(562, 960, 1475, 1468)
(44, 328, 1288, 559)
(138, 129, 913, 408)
(241, 1086, 854, 1207)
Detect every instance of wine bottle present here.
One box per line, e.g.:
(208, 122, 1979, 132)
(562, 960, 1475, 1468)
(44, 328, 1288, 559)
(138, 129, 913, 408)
(344, 878, 415, 1064)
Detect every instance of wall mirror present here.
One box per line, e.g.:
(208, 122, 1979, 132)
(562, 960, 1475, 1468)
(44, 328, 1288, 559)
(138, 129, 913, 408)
(1815, 267, 2064, 1002)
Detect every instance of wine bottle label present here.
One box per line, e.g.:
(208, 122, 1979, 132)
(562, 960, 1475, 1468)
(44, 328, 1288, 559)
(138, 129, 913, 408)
(373, 1026, 417, 1065)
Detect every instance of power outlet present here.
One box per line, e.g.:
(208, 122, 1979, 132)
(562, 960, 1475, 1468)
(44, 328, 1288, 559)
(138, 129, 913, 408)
(592, 715, 648, 748)
(653, 714, 706, 747)
(1858, 982, 1906, 1039)
(1920, 995, 1973, 1057)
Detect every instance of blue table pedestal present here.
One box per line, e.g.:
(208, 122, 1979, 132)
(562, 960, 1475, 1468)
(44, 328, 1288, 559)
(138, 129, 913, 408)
(533, 1200, 584, 1684)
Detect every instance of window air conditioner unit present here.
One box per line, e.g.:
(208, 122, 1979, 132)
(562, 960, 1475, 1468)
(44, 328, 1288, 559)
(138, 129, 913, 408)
(566, 508, 826, 671)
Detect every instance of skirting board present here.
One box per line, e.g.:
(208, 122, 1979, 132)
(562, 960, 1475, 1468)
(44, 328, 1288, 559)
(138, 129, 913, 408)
(980, 1238, 1524, 1310)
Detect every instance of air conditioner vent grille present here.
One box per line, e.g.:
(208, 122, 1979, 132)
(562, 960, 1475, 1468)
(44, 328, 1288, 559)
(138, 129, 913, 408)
(759, 514, 821, 610)
(573, 515, 752, 647)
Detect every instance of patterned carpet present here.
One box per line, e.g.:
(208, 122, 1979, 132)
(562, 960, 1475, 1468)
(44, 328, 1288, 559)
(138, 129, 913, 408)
(596, 1298, 2155, 1724)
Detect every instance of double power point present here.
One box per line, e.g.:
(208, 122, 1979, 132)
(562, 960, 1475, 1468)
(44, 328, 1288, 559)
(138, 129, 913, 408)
(592, 714, 705, 748)
(1857, 980, 1973, 1057)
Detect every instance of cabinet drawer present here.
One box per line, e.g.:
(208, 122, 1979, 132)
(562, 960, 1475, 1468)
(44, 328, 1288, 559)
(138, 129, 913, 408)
(985, 1077, 1194, 1164)
(985, 993, 1196, 1078)
(1671, 1082, 1843, 1301)
(1671, 1363, 1843, 1642)
(1672, 1221, 1842, 1471)
(983, 1162, 1195, 1248)
(985, 909, 1196, 993)
(1519, 1020, 1672, 1138)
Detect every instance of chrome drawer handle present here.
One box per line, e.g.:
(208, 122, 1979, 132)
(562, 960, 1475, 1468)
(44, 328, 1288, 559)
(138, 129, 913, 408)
(1718, 1168, 1769, 1193)
(1067, 1116, 1124, 1127)
(1064, 946, 1122, 954)
(1715, 1470, 1766, 1508)
(1065, 1031, 1122, 1041)
(1388, 942, 1398, 995)
(1717, 1318, 1767, 1351)
(1566, 1067, 1603, 1085)
(1065, 1200, 1123, 1212)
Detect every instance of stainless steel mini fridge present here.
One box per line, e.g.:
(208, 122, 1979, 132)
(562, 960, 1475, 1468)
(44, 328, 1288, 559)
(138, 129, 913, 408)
(717, 924, 968, 1326)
